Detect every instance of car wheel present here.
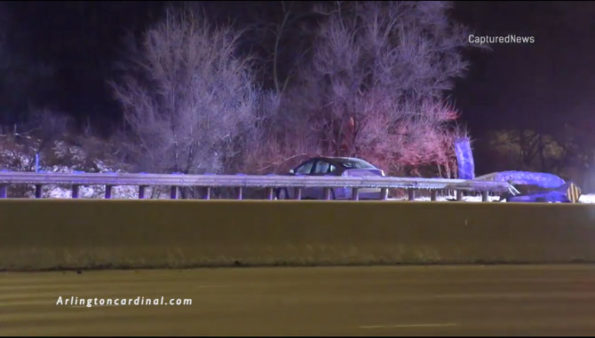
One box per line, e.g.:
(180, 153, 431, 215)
(277, 188, 289, 200)
(323, 188, 336, 200)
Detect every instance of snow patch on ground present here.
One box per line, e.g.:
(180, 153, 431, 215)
(580, 194, 595, 204)
(390, 193, 595, 204)
(28, 184, 166, 199)
(14, 187, 595, 202)
(388, 194, 503, 202)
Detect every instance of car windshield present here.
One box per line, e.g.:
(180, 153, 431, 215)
(334, 158, 376, 169)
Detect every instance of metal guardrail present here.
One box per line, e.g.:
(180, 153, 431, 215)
(0, 171, 517, 201)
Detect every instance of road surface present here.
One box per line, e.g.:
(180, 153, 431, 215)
(2, 264, 595, 335)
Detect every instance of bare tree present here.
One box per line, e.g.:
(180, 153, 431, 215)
(286, 1, 470, 176)
(111, 6, 261, 175)
(241, 91, 321, 174)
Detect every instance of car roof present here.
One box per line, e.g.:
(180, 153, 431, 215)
(305, 156, 377, 168)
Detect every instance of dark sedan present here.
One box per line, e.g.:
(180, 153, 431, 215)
(276, 157, 385, 200)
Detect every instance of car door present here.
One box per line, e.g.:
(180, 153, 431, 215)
(308, 159, 332, 199)
(292, 160, 315, 199)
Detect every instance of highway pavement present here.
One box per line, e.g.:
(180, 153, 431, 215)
(2, 264, 595, 336)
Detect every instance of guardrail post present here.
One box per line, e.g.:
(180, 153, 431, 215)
(407, 189, 415, 201)
(204, 187, 211, 200)
(170, 186, 178, 199)
(267, 187, 274, 200)
(324, 188, 332, 200)
(295, 187, 302, 200)
(105, 185, 112, 199)
(380, 188, 388, 200)
(0, 184, 7, 198)
(481, 191, 489, 202)
(72, 185, 79, 199)
(35, 184, 42, 198)
(430, 190, 437, 201)
(138, 185, 146, 199)
(237, 187, 243, 200)
(456, 190, 463, 201)
(351, 188, 359, 201)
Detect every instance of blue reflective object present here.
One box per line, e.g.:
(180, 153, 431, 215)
(476, 170, 573, 203)
(507, 189, 569, 203)
(454, 137, 475, 179)
(480, 171, 565, 189)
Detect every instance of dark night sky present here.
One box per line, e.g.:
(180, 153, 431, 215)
(453, 1, 595, 172)
(455, 1, 595, 129)
(1, 1, 593, 173)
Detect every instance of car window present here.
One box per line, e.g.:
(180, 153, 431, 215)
(313, 160, 330, 174)
(295, 161, 314, 175)
(336, 158, 376, 169)
(329, 164, 337, 173)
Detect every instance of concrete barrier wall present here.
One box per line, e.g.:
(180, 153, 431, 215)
(1, 200, 595, 270)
